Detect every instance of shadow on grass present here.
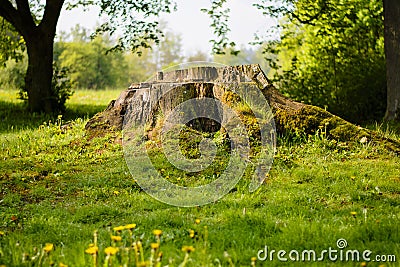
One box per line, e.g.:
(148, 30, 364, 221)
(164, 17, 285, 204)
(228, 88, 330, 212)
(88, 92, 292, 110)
(0, 100, 106, 133)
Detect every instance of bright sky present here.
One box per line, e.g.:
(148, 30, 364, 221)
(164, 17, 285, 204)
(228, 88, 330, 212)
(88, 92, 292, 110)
(57, 0, 277, 57)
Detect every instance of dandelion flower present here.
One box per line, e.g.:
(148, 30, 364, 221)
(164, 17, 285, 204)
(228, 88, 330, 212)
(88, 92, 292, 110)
(0, 231, 4, 236)
(113, 226, 125, 232)
(104, 246, 119, 255)
(85, 246, 98, 255)
(251, 256, 257, 266)
(350, 211, 357, 216)
(151, 243, 160, 250)
(153, 229, 162, 236)
(59, 263, 68, 267)
(182, 246, 195, 253)
(360, 262, 367, 267)
(195, 219, 201, 224)
(124, 223, 136, 230)
(111, 235, 122, 242)
(43, 243, 54, 253)
(189, 229, 195, 238)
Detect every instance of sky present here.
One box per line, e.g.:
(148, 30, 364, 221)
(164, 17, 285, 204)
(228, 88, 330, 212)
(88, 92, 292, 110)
(57, 0, 277, 57)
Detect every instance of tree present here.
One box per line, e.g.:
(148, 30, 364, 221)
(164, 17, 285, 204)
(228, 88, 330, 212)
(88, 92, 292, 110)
(57, 32, 128, 89)
(257, 0, 386, 122)
(0, 0, 175, 113)
(253, 0, 400, 122)
(383, 0, 400, 121)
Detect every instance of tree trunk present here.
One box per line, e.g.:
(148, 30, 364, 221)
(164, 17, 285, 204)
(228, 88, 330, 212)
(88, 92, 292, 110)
(25, 33, 56, 113)
(383, 0, 400, 121)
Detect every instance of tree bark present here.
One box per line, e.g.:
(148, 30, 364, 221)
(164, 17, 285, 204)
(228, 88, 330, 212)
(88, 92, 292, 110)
(383, 0, 400, 121)
(25, 32, 56, 113)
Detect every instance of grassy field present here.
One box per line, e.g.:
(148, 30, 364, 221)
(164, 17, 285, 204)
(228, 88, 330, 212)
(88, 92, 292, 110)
(0, 88, 399, 266)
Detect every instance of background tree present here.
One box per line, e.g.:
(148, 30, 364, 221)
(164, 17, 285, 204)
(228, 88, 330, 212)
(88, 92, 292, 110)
(0, 0, 175, 113)
(260, 0, 386, 122)
(57, 32, 128, 89)
(253, 0, 399, 122)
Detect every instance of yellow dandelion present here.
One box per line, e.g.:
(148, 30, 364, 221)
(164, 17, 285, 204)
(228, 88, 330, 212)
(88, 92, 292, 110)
(59, 263, 68, 267)
(0, 231, 5, 236)
(350, 211, 357, 216)
(124, 223, 136, 230)
(113, 226, 125, 232)
(104, 246, 119, 255)
(153, 229, 162, 236)
(85, 246, 98, 255)
(111, 235, 122, 242)
(113, 190, 120, 196)
(251, 256, 257, 266)
(182, 246, 195, 253)
(360, 262, 367, 267)
(43, 243, 54, 253)
(151, 243, 160, 250)
(189, 229, 195, 238)
(195, 219, 201, 224)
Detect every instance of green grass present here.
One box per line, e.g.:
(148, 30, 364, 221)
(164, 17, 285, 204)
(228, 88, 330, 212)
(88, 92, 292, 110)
(0, 88, 399, 266)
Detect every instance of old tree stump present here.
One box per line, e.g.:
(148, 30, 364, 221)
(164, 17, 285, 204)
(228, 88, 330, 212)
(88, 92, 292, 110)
(85, 64, 400, 154)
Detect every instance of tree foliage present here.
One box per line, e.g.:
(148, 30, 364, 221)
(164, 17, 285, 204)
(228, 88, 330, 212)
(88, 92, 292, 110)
(57, 36, 128, 89)
(0, 18, 25, 66)
(258, 0, 386, 122)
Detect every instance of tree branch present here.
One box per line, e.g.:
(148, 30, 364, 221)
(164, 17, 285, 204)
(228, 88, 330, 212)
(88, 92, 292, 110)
(39, 0, 64, 35)
(15, 0, 35, 25)
(289, 1, 328, 26)
(0, 0, 37, 37)
(0, 0, 21, 30)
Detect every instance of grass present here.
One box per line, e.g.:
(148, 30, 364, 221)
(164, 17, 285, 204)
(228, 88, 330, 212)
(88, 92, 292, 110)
(0, 88, 399, 266)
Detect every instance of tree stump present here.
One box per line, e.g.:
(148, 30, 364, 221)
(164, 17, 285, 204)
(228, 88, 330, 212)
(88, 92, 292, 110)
(85, 64, 400, 154)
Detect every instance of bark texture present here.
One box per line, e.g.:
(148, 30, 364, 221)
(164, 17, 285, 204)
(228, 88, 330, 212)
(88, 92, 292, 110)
(383, 0, 400, 121)
(85, 64, 400, 153)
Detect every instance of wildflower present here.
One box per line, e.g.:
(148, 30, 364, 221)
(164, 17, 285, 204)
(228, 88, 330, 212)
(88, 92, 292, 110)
(189, 229, 195, 238)
(104, 246, 119, 255)
(111, 235, 122, 242)
(182, 246, 195, 253)
(59, 263, 68, 267)
(153, 229, 162, 237)
(151, 243, 160, 250)
(195, 219, 201, 224)
(85, 246, 98, 255)
(113, 226, 125, 232)
(360, 137, 368, 144)
(113, 190, 120, 196)
(360, 262, 367, 267)
(43, 243, 54, 253)
(0, 231, 4, 236)
(124, 223, 136, 230)
(251, 256, 257, 266)
(350, 211, 357, 217)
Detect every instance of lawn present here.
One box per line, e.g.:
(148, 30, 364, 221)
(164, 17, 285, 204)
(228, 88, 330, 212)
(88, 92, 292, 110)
(0, 88, 399, 266)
